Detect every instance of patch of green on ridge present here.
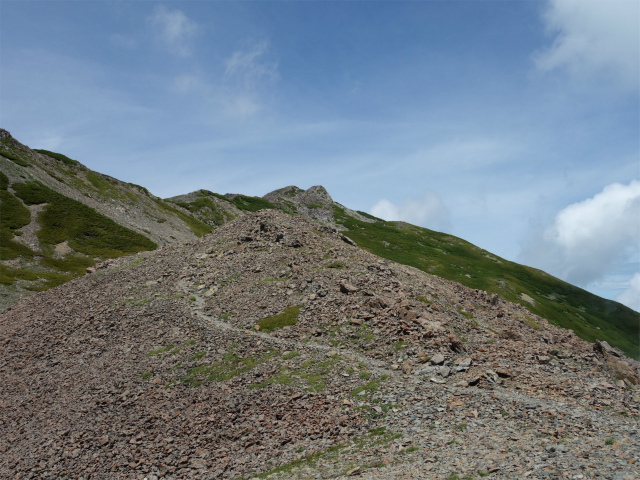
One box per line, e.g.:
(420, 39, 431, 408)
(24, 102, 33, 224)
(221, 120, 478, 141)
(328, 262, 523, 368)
(13, 181, 157, 258)
(228, 194, 276, 212)
(34, 149, 80, 167)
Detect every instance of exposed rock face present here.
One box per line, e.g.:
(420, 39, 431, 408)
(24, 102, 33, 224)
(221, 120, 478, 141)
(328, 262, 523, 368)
(1, 210, 638, 479)
(263, 185, 375, 227)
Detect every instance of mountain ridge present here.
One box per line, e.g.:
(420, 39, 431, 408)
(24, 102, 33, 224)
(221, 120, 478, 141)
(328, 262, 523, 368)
(1, 128, 638, 359)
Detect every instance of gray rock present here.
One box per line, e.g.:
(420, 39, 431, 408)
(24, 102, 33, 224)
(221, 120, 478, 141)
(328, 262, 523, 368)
(430, 354, 445, 365)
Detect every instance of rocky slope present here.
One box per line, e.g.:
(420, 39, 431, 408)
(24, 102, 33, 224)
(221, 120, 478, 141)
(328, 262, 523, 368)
(1, 210, 638, 479)
(0, 129, 211, 308)
(2, 128, 637, 357)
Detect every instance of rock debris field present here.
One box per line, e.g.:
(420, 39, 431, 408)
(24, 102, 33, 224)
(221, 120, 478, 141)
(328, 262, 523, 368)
(1, 211, 638, 480)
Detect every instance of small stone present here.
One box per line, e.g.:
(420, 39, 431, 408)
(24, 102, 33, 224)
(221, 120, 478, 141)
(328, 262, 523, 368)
(340, 282, 358, 294)
(430, 354, 445, 365)
(349, 318, 363, 326)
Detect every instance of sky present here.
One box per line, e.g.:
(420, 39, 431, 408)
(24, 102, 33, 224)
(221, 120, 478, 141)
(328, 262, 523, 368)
(1, 0, 639, 311)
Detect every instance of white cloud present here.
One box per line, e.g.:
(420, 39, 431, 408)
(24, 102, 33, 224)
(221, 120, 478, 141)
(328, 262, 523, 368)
(370, 192, 451, 232)
(617, 272, 640, 312)
(535, 0, 639, 91)
(221, 42, 278, 118)
(225, 42, 278, 88)
(148, 6, 197, 57)
(520, 180, 640, 287)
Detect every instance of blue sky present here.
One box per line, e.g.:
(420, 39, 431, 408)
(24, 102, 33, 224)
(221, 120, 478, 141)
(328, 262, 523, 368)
(1, 1, 638, 310)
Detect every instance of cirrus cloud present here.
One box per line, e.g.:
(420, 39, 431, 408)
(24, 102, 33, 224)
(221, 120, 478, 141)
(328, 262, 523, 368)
(148, 6, 197, 57)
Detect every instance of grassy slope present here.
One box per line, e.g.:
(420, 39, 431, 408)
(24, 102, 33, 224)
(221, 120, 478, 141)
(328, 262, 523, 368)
(332, 207, 639, 359)
(167, 191, 238, 227)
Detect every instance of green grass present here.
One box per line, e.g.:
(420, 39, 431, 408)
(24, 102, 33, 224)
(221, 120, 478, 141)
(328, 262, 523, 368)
(180, 348, 277, 387)
(417, 295, 433, 305)
(0, 265, 71, 290)
(258, 305, 303, 332)
(1, 149, 30, 167)
(34, 149, 80, 167)
(0, 190, 31, 230)
(333, 206, 640, 359)
(0, 171, 8, 190)
(393, 341, 407, 351)
(249, 358, 336, 392)
(85, 171, 126, 200)
(151, 197, 212, 237)
(228, 194, 276, 212)
(327, 261, 346, 269)
(605, 437, 615, 445)
(13, 181, 157, 258)
(190, 351, 206, 361)
(168, 191, 237, 226)
(147, 345, 175, 356)
(350, 380, 380, 397)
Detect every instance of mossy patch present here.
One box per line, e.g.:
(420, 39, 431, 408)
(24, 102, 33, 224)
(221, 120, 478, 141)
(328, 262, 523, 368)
(258, 305, 303, 332)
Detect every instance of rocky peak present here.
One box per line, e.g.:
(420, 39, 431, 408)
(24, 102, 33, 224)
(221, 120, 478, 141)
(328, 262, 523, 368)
(0, 128, 12, 140)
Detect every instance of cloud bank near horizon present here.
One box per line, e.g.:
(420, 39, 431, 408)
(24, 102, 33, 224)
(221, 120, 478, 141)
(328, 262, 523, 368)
(370, 192, 451, 233)
(520, 180, 640, 310)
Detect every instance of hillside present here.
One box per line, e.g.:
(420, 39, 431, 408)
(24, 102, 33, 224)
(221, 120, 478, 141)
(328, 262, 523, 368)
(1, 129, 637, 358)
(1, 210, 638, 479)
(0, 129, 211, 307)
(239, 185, 640, 360)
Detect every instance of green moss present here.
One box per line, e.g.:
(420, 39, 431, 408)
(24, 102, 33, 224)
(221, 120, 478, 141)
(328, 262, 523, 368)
(258, 305, 303, 332)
